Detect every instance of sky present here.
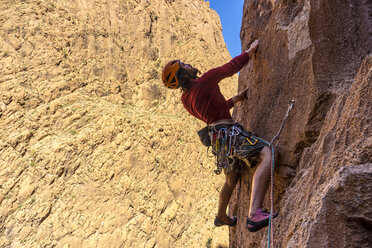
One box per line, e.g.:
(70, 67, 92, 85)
(206, 0, 245, 57)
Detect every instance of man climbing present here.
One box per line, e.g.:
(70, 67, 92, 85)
(161, 40, 278, 232)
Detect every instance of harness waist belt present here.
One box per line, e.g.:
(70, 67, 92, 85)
(209, 119, 235, 127)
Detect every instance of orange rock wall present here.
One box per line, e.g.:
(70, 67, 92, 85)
(230, 0, 372, 247)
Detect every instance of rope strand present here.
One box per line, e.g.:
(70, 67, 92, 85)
(267, 100, 295, 248)
(253, 136, 274, 248)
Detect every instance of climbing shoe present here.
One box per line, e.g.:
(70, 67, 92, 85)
(214, 216, 237, 227)
(246, 208, 279, 232)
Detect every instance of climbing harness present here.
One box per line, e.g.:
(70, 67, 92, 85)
(267, 100, 296, 248)
(209, 123, 263, 174)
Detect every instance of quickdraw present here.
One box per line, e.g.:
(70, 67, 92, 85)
(211, 125, 242, 175)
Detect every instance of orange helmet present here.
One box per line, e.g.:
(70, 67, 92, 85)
(162, 60, 181, 89)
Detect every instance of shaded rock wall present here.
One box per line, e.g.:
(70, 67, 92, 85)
(230, 0, 372, 247)
(0, 0, 238, 247)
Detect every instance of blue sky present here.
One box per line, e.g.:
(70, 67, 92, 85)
(206, 0, 245, 57)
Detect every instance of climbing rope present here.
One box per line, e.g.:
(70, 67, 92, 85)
(265, 100, 296, 248)
(268, 144, 275, 248)
(270, 100, 296, 147)
(251, 136, 274, 247)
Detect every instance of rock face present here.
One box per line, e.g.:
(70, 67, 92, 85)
(230, 0, 372, 247)
(0, 0, 238, 247)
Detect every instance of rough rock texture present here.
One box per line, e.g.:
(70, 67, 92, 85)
(0, 0, 238, 247)
(230, 0, 372, 247)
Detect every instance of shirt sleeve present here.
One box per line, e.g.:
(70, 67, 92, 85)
(201, 52, 250, 85)
(226, 98, 234, 109)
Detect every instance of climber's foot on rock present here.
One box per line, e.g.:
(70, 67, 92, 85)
(246, 208, 279, 232)
(214, 216, 237, 227)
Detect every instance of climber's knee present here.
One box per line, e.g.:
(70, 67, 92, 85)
(225, 169, 238, 188)
(259, 146, 271, 163)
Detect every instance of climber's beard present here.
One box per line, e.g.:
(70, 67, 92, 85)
(180, 62, 200, 79)
(189, 66, 200, 78)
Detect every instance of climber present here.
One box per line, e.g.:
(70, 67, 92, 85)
(161, 39, 278, 232)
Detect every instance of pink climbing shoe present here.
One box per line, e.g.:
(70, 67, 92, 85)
(246, 208, 279, 232)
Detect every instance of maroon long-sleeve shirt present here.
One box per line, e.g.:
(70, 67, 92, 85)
(181, 52, 250, 125)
